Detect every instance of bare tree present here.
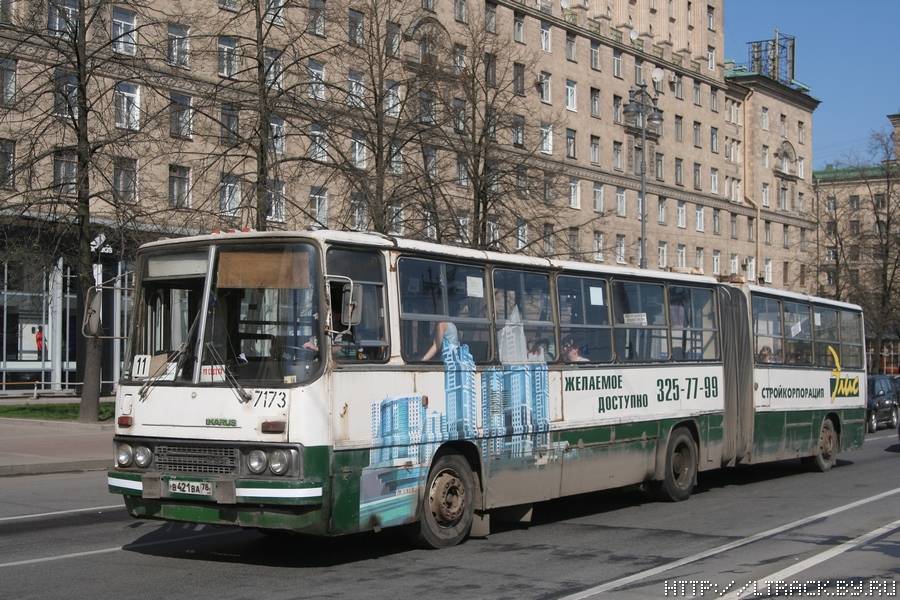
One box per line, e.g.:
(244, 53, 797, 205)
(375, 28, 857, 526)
(0, 1, 189, 419)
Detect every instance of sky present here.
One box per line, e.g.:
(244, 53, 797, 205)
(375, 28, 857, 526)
(724, 0, 900, 170)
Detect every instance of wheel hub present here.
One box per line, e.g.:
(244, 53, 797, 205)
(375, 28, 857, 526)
(429, 469, 465, 527)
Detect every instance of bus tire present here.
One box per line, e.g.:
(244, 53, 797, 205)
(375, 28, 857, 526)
(659, 427, 697, 502)
(415, 453, 475, 549)
(890, 408, 898, 430)
(812, 419, 838, 472)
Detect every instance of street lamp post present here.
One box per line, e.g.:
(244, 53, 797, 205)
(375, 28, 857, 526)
(623, 74, 663, 269)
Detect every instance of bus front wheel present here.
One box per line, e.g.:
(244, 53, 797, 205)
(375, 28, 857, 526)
(415, 453, 475, 549)
(659, 427, 697, 502)
(812, 419, 838, 472)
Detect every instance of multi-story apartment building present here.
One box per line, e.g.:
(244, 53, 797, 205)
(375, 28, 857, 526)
(0, 0, 820, 387)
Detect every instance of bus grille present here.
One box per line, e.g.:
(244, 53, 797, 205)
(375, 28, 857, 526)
(154, 445, 239, 475)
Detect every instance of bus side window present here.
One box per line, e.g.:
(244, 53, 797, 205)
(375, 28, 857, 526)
(813, 307, 839, 368)
(783, 301, 813, 366)
(493, 269, 556, 362)
(557, 275, 612, 364)
(611, 280, 668, 362)
(398, 258, 491, 363)
(325, 248, 388, 362)
(668, 285, 719, 361)
(839, 310, 864, 369)
(752, 295, 783, 364)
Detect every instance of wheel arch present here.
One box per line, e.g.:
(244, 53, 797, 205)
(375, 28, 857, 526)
(823, 411, 841, 441)
(431, 441, 484, 509)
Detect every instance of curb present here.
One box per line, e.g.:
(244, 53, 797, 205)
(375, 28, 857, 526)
(0, 417, 115, 432)
(0, 459, 110, 478)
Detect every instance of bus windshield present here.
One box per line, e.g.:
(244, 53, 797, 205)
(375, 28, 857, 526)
(128, 242, 321, 387)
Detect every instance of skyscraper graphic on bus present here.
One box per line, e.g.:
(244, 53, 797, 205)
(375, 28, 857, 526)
(442, 337, 477, 440)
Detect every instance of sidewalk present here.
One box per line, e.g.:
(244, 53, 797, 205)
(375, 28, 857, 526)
(0, 417, 113, 477)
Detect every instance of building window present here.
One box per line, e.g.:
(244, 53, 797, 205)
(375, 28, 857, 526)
(695, 206, 705, 231)
(308, 58, 325, 100)
(764, 220, 771, 244)
(385, 21, 401, 56)
(783, 224, 790, 248)
(713, 208, 720, 234)
(264, 48, 283, 90)
(114, 82, 140, 130)
(565, 79, 576, 111)
(761, 106, 769, 130)
(590, 87, 600, 117)
(539, 71, 551, 103)
(266, 179, 286, 222)
(613, 141, 622, 170)
(111, 8, 137, 55)
(695, 247, 704, 272)
(540, 122, 552, 154)
(693, 121, 701, 147)
(351, 131, 367, 169)
(0, 138, 13, 188)
(615, 235, 626, 264)
(167, 24, 190, 68)
(676, 200, 686, 228)
(53, 150, 77, 195)
(710, 127, 718, 152)
(730, 253, 739, 276)
(693, 162, 702, 190)
(566, 33, 576, 61)
(303, 187, 326, 228)
(454, 0, 468, 23)
(676, 244, 686, 268)
(657, 241, 667, 269)
(712, 250, 720, 275)
(0, 59, 14, 106)
(309, 123, 327, 161)
(761, 182, 770, 207)
(484, 2, 497, 31)
(513, 63, 525, 95)
(270, 115, 285, 154)
(221, 104, 239, 144)
(590, 41, 601, 70)
(616, 187, 626, 216)
(613, 95, 622, 122)
(613, 50, 622, 77)
(798, 121, 806, 145)
(218, 174, 240, 215)
(674, 158, 683, 185)
(590, 136, 600, 164)
(655, 152, 664, 180)
(710, 87, 718, 112)
(513, 12, 525, 43)
(710, 168, 719, 193)
(779, 113, 787, 137)
(484, 52, 496, 87)
(693, 81, 701, 105)
(593, 231, 604, 261)
(707, 46, 715, 70)
(218, 36, 238, 78)
(540, 20, 551, 52)
(564, 128, 576, 158)
(798, 158, 805, 179)
(543, 223, 555, 255)
(674, 74, 683, 99)
(634, 59, 643, 85)
(516, 219, 527, 249)
(569, 177, 580, 209)
(168, 164, 190, 207)
(384, 80, 400, 117)
(764, 258, 772, 283)
(346, 71, 364, 107)
(307, 0, 325, 34)
(593, 182, 604, 212)
(169, 92, 192, 138)
(512, 114, 524, 146)
(674, 115, 683, 141)
(657, 197, 666, 224)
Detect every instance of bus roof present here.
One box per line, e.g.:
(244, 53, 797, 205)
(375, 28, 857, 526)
(142, 230, 861, 303)
(748, 283, 862, 312)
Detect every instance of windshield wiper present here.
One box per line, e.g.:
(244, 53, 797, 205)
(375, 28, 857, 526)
(204, 342, 252, 404)
(138, 311, 202, 401)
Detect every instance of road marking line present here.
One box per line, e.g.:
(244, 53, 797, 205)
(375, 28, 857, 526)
(0, 529, 239, 568)
(866, 433, 898, 442)
(556, 486, 900, 600)
(0, 505, 124, 523)
(718, 518, 900, 600)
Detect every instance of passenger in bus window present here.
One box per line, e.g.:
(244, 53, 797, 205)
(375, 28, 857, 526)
(562, 336, 589, 362)
(757, 345, 773, 363)
(421, 321, 459, 360)
(527, 337, 550, 362)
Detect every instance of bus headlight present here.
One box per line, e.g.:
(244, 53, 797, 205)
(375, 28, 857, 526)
(268, 450, 290, 475)
(116, 444, 133, 467)
(247, 450, 267, 474)
(133, 446, 152, 468)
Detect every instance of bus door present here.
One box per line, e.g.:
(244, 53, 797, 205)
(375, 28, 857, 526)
(718, 286, 754, 464)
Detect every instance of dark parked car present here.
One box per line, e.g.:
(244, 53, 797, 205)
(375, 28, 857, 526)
(867, 375, 899, 433)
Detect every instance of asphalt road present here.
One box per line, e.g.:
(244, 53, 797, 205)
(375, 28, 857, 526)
(1, 432, 898, 600)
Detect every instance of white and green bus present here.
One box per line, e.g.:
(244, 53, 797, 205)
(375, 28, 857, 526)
(105, 230, 866, 547)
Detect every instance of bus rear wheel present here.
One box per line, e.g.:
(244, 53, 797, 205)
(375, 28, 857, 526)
(659, 427, 697, 502)
(812, 419, 838, 472)
(415, 453, 475, 549)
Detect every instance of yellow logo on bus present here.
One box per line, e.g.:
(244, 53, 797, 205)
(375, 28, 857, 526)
(828, 346, 859, 402)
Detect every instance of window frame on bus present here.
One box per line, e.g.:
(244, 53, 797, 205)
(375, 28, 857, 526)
(397, 255, 494, 364)
(325, 244, 391, 366)
(556, 274, 613, 364)
(492, 266, 558, 362)
(610, 277, 671, 363)
(667, 283, 721, 362)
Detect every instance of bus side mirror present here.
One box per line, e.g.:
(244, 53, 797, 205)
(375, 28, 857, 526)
(82, 286, 102, 337)
(341, 283, 363, 326)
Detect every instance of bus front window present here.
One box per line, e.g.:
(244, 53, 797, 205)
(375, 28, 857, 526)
(201, 244, 321, 386)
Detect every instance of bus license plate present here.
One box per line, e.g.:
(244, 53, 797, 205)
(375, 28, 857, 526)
(168, 479, 212, 496)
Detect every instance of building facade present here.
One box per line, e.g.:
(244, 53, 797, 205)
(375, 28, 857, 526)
(0, 0, 820, 388)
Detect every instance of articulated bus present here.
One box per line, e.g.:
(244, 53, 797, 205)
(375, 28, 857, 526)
(105, 230, 866, 547)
